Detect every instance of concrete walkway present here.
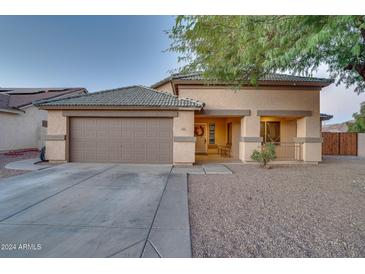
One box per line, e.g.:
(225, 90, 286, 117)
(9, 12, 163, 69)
(172, 164, 233, 175)
(142, 173, 191, 258)
(5, 158, 50, 171)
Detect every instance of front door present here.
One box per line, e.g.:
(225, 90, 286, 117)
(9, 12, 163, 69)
(194, 123, 208, 154)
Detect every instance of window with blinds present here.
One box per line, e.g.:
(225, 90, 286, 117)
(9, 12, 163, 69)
(209, 123, 215, 144)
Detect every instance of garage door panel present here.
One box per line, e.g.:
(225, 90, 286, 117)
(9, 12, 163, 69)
(134, 132, 147, 138)
(95, 119, 107, 129)
(134, 143, 147, 159)
(159, 143, 171, 149)
(146, 148, 158, 161)
(108, 144, 121, 162)
(159, 156, 170, 163)
(83, 129, 97, 138)
(96, 143, 108, 156)
(134, 127, 146, 138)
(121, 145, 134, 162)
(70, 117, 172, 163)
(84, 150, 97, 162)
(147, 128, 158, 138)
(83, 119, 96, 130)
(109, 130, 122, 139)
(146, 121, 159, 136)
(71, 128, 83, 138)
(134, 119, 146, 127)
(159, 144, 171, 154)
(146, 152, 159, 162)
(108, 118, 121, 128)
(147, 142, 158, 150)
(159, 132, 172, 139)
(96, 130, 108, 139)
(121, 131, 134, 138)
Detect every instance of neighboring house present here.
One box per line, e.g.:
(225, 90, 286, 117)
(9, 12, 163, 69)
(0, 88, 87, 152)
(322, 121, 352, 133)
(37, 72, 333, 164)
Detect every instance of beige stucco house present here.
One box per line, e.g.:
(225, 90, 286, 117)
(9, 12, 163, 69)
(0, 88, 87, 152)
(37, 73, 333, 164)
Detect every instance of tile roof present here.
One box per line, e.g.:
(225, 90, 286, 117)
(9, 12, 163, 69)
(36, 85, 204, 109)
(151, 72, 334, 88)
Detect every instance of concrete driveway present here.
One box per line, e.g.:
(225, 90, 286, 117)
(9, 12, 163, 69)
(0, 163, 191, 258)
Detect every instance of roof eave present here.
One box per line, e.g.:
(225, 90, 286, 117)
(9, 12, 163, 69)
(171, 79, 333, 88)
(320, 113, 334, 121)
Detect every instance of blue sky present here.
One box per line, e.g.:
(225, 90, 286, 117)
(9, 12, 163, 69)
(0, 16, 177, 91)
(0, 16, 364, 123)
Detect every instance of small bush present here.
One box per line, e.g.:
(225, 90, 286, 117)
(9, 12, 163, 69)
(250, 143, 276, 168)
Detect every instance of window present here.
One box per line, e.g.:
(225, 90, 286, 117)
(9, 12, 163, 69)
(260, 121, 280, 143)
(209, 123, 215, 144)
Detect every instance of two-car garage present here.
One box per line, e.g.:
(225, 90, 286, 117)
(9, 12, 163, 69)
(69, 117, 173, 164)
(38, 85, 202, 165)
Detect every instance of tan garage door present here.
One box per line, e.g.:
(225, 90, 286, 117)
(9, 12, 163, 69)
(69, 117, 173, 163)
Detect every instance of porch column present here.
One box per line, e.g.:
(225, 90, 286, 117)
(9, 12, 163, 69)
(239, 115, 262, 162)
(296, 116, 322, 162)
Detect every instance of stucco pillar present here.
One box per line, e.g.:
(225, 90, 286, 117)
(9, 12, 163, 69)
(296, 116, 322, 162)
(173, 111, 195, 165)
(239, 115, 262, 162)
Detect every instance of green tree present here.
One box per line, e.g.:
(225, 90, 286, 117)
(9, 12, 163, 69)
(168, 16, 365, 93)
(348, 102, 365, 132)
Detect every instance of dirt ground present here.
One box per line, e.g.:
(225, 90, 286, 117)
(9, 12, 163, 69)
(188, 157, 365, 257)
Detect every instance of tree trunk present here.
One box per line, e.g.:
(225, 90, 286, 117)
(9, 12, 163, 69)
(344, 63, 365, 81)
(355, 64, 365, 81)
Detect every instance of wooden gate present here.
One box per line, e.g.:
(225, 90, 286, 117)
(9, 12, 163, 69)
(322, 132, 358, 155)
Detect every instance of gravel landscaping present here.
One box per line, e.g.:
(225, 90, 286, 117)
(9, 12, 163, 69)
(188, 157, 365, 257)
(0, 150, 39, 179)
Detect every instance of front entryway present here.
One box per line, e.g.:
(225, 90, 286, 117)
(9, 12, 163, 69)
(69, 117, 173, 163)
(194, 117, 241, 163)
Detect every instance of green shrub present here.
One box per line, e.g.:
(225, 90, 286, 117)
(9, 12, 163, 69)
(250, 143, 276, 167)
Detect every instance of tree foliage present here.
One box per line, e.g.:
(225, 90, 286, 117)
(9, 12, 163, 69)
(348, 102, 365, 132)
(250, 143, 276, 167)
(168, 16, 365, 93)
